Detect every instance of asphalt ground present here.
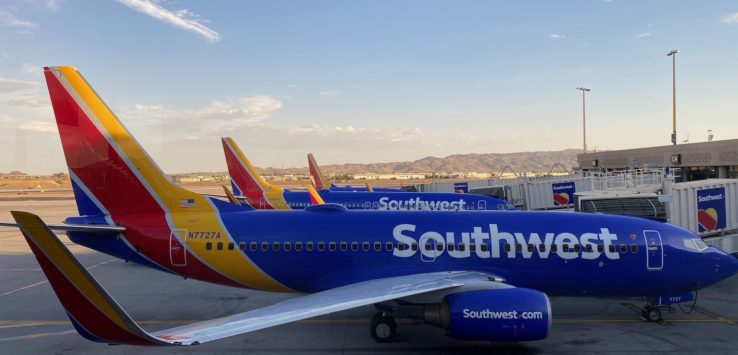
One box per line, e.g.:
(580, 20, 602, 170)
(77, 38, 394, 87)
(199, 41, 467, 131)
(1, 189, 737, 354)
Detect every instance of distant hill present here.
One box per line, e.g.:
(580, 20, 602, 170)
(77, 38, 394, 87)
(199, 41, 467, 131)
(257, 149, 581, 175)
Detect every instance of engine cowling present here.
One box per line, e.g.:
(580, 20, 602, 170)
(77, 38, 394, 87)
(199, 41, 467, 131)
(424, 288, 551, 342)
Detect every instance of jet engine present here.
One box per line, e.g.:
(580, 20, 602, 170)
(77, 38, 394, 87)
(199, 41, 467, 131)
(423, 288, 551, 341)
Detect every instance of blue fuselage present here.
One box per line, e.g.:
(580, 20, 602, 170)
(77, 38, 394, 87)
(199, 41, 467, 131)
(285, 190, 514, 211)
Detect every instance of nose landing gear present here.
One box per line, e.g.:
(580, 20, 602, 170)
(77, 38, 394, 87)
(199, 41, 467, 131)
(641, 305, 663, 322)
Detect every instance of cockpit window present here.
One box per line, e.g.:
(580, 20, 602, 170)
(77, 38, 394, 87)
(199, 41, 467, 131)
(693, 239, 709, 251)
(684, 238, 709, 251)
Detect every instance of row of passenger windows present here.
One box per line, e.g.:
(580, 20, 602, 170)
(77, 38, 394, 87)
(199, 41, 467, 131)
(204, 241, 639, 254)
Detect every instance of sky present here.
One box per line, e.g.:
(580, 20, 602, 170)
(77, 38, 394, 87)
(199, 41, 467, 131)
(2, 1, 738, 174)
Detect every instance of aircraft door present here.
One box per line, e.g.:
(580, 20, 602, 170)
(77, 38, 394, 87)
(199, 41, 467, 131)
(643, 230, 663, 271)
(419, 234, 443, 262)
(478, 200, 486, 211)
(169, 229, 188, 267)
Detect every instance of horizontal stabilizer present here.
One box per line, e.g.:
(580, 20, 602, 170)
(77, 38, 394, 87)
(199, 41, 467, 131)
(0, 221, 125, 233)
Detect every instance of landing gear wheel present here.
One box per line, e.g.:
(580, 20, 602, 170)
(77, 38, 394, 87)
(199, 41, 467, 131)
(641, 306, 662, 322)
(370, 312, 397, 343)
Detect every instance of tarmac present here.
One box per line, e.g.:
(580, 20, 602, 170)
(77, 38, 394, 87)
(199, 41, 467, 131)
(1, 189, 737, 354)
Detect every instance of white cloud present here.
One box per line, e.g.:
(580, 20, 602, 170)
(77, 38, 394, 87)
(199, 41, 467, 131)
(636, 32, 651, 38)
(287, 84, 301, 90)
(18, 120, 56, 133)
(722, 13, 738, 24)
(0, 10, 37, 28)
(0, 77, 46, 107)
(117, 0, 221, 42)
(21, 63, 42, 78)
(319, 90, 339, 97)
(548, 33, 565, 39)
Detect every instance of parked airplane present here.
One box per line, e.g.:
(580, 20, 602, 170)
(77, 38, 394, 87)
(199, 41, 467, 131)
(308, 153, 405, 192)
(223, 137, 514, 211)
(6, 66, 737, 347)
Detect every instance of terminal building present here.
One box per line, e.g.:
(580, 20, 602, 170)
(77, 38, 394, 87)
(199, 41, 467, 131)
(577, 138, 738, 182)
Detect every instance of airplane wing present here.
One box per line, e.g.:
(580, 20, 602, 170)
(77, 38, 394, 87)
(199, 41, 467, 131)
(0, 220, 125, 233)
(10, 210, 496, 346)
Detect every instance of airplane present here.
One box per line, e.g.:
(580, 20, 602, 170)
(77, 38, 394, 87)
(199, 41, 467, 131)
(308, 152, 406, 192)
(4, 65, 737, 347)
(223, 137, 515, 211)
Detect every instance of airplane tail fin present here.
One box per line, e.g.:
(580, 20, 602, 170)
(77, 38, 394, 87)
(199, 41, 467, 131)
(364, 181, 374, 192)
(307, 153, 330, 190)
(221, 185, 242, 206)
(306, 185, 325, 205)
(44, 66, 200, 217)
(11, 211, 169, 345)
(221, 137, 288, 209)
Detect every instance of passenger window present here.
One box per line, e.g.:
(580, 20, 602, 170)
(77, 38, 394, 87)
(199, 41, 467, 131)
(398, 243, 407, 251)
(503, 243, 511, 252)
(228, 242, 234, 250)
(411, 242, 418, 251)
(538, 244, 546, 252)
(328, 242, 336, 252)
(249, 242, 257, 251)
(284, 242, 292, 251)
(340, 241, 347, 252)
(205, 242, 212, 250)
(470, 244, 477, 252)
(448, 243, 455, 252)
(620, 244, 627, 253)
(574, 244, 581, 253)
(306, 241, 314, 251)
(375, 242, 382, 251)
(608, 245, 615, 253)
(239, 242, 245, 250)
(351, 242, 358, 251)
(458, 243, 466, 252)
(272, 242, 280, 251)
(481, 244, 489, 252)
(385, 242, 393, 251)
(261, 242, 268, 252)
(318, 242, 326, 251)
(597, 244, 604, 253)
(585, 244, 593, 253)
(435, 243, 443, 252)
(515, 244, 522, 253)
(424, 242, 432, 251)
(527, 244, 534, 252)
(562, 244, 569, 253)
(217, 242, 223, 251)
(363, 242, 370, 251)
(295, 242, 303, 251)
(630, 244, 638, 253)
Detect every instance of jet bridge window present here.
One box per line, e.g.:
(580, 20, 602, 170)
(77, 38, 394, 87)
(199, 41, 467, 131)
(340, 241, 347, 252)
(351, 242, 359, 251)
(317, 242, 326, 251)
(306, 242, 314, 251)
(630, 244, 638, 253)
(363, 242, 370, 251)
(295, 242, 303, 251)
(284, 242, 292, 251)
(205, 242, 212, 250)
(261, 242, 268, 252)
(217, 242, 223, 251)
(272, 242, 280, 251)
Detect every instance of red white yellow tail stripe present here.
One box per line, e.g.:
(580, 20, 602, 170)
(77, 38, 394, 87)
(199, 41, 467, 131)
(308, 153, 331, 190)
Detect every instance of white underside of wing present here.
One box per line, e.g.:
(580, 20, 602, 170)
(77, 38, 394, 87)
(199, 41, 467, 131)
(152, 271, 493, 345)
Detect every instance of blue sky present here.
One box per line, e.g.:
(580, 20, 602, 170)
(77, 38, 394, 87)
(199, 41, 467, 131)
(2, 1, 738, 174)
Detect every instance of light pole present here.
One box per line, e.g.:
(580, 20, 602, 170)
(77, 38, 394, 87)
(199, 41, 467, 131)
(667, 49, 679, 145)
(576, 86, 591, 153)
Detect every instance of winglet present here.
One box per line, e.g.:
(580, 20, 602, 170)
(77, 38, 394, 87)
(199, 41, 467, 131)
(364, 181, 374, 192)
(307, 153, 330, 190)
(306, 185, 325, 205)
(221, 185, 242, 206)
(10, 211, 171, 345)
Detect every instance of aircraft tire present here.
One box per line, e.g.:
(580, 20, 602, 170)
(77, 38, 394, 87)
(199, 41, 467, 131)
(370, 312, 397, 343)
(641, 306, 662, 322)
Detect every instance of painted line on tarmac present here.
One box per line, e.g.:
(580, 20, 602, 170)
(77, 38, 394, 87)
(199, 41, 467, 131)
(0, 330, 76, 343)
(0, 259, 118, 296)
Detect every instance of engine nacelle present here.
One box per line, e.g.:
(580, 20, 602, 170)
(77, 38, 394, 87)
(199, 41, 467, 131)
(424, 288, 551, 342)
